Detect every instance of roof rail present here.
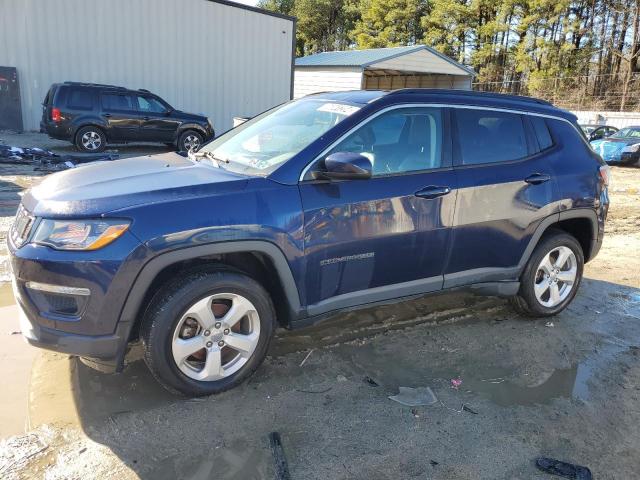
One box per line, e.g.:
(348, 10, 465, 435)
(387, 88, 554, 106)
(63, 81, 126, 90)
(138, 88, 150, 93)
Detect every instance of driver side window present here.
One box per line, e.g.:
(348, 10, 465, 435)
(326, 107, 444, 176)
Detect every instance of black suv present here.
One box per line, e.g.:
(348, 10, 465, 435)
(40, 82, 214, 153)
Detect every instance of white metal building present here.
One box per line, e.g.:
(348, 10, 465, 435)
(294, 46, 475, 99)
(0, 0, 296, 132)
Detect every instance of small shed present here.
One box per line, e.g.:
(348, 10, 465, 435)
(294, 45, 475, 98)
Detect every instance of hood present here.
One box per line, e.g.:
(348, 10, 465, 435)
(23, 152, 248, 217)
(590, 137, 640, 160)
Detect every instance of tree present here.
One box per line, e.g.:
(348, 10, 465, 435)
(353, 0, 429, 48)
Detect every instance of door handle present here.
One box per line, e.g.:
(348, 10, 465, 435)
(524, 173, 551, 185)
(103, 113, 112, 118)
(143, 116, 150, 121)
(415, 186, 451, 199)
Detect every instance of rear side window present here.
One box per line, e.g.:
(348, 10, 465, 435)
(67, 90, 93, 110)
(101, 93, 134, 111)
(43, 86, 56, 106)
(455, 109, 528, 165)
(530, 116, 553, 150)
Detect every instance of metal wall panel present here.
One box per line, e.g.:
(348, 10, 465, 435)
(0, 0, 294, 132)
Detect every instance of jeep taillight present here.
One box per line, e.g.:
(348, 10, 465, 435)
(599, 165, 610, 187)
(51, 107, 61, 122)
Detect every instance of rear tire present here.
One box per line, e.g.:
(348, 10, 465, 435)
(140, 269, 276, 396)
(75, 126, 107, 153)
(510, 230, 584, 317)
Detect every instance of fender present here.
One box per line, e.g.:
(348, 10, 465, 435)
(518, 208, 599, 270)
(71, 118, 109, 138)
(112, 240, 302, 370)
(176, 123, 209, 140)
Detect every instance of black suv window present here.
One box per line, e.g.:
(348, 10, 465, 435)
(67, 89, 93, 110)
(530, 116, 553, 151)
(455, 109, 528, 165)
(101, 93, 134, 112)
(135, 95, 166, 113)
(328, 107, 444, 175)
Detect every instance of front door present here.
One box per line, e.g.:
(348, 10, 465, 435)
(299, 106, 457, 314)
(134, 95, 179, 142)
(444, 108, 559, 288)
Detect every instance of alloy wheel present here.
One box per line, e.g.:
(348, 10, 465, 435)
(81, 131, 102, 150)
(183, 134, 200, 151)
(171, 293, 260, 381)
(533, 245, 577, 308)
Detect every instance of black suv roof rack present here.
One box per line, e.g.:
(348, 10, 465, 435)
(387, 88, 554, 106)
(138, 88, 150, 93)
(63, 81, 127, 90)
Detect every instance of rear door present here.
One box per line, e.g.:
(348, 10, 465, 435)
(299, 105, 458, 313)
(134, 94, 179, 142)
(100, 92, 139, 141)
(445, 107, 559, 288)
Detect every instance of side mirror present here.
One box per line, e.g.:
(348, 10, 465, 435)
(165, 108, 174, 116)
(313, 152, 372, 180)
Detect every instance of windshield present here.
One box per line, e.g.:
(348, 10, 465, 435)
(581, 125, 596, 134)
(611, 127, 640, 138)
(200, 99, 360, 175)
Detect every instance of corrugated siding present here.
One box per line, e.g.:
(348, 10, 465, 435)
(370, 49, 471, 76)
(0, 0, 294, 132)
(293, 67, 362, 98)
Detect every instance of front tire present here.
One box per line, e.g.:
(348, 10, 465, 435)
(510, 230, 584, 317)
(140, 269, 275, 396)
(178, 130, 203, 152)
(75, 126, 107, 153)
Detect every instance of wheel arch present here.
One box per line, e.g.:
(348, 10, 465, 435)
(520, 209, 598, 272)
(177, 124, 208, 140)
(73, 123, 108, 143)
(114, 241, 302, 369)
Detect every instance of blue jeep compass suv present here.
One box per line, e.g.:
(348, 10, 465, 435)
(9, 89, 609, 396)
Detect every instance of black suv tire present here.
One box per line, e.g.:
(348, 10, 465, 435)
(75, 126, 107, 153)
(178, 130, 203, 152)
(510, 230, 584, 317)
(140, 269, 276, 396)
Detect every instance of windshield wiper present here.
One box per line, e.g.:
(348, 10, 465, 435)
(188, 150, 229, 167)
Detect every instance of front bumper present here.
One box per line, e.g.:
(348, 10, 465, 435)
(9, 229, 149, 369)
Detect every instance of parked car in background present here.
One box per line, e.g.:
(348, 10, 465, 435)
(41, 82, 214, 153)
(580, 124, 619, 141)
(590, 126, 640, 165)
(12, 89, 608, 396)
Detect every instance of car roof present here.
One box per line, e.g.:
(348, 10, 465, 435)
(305, 89, 575, 121)
(60, 81, 151, 95)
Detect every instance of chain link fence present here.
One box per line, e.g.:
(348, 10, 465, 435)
(473, 72, 640, 112)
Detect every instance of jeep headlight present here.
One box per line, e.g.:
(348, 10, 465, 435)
(33, 219, 130, 250)
(622, 143, 640, 153)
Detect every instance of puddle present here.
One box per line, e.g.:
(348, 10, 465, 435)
(332, 328, 631, 406)
(464, 365, 589, 406)
(148, 440, 271, 480)
(71, 358, 177, 427)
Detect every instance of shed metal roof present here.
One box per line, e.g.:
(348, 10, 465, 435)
(295, 45, 475, 76)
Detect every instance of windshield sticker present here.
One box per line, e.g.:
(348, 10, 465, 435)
(317, 103, 360, 116)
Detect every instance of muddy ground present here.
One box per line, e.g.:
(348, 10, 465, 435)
(0, 133, 639, 479)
